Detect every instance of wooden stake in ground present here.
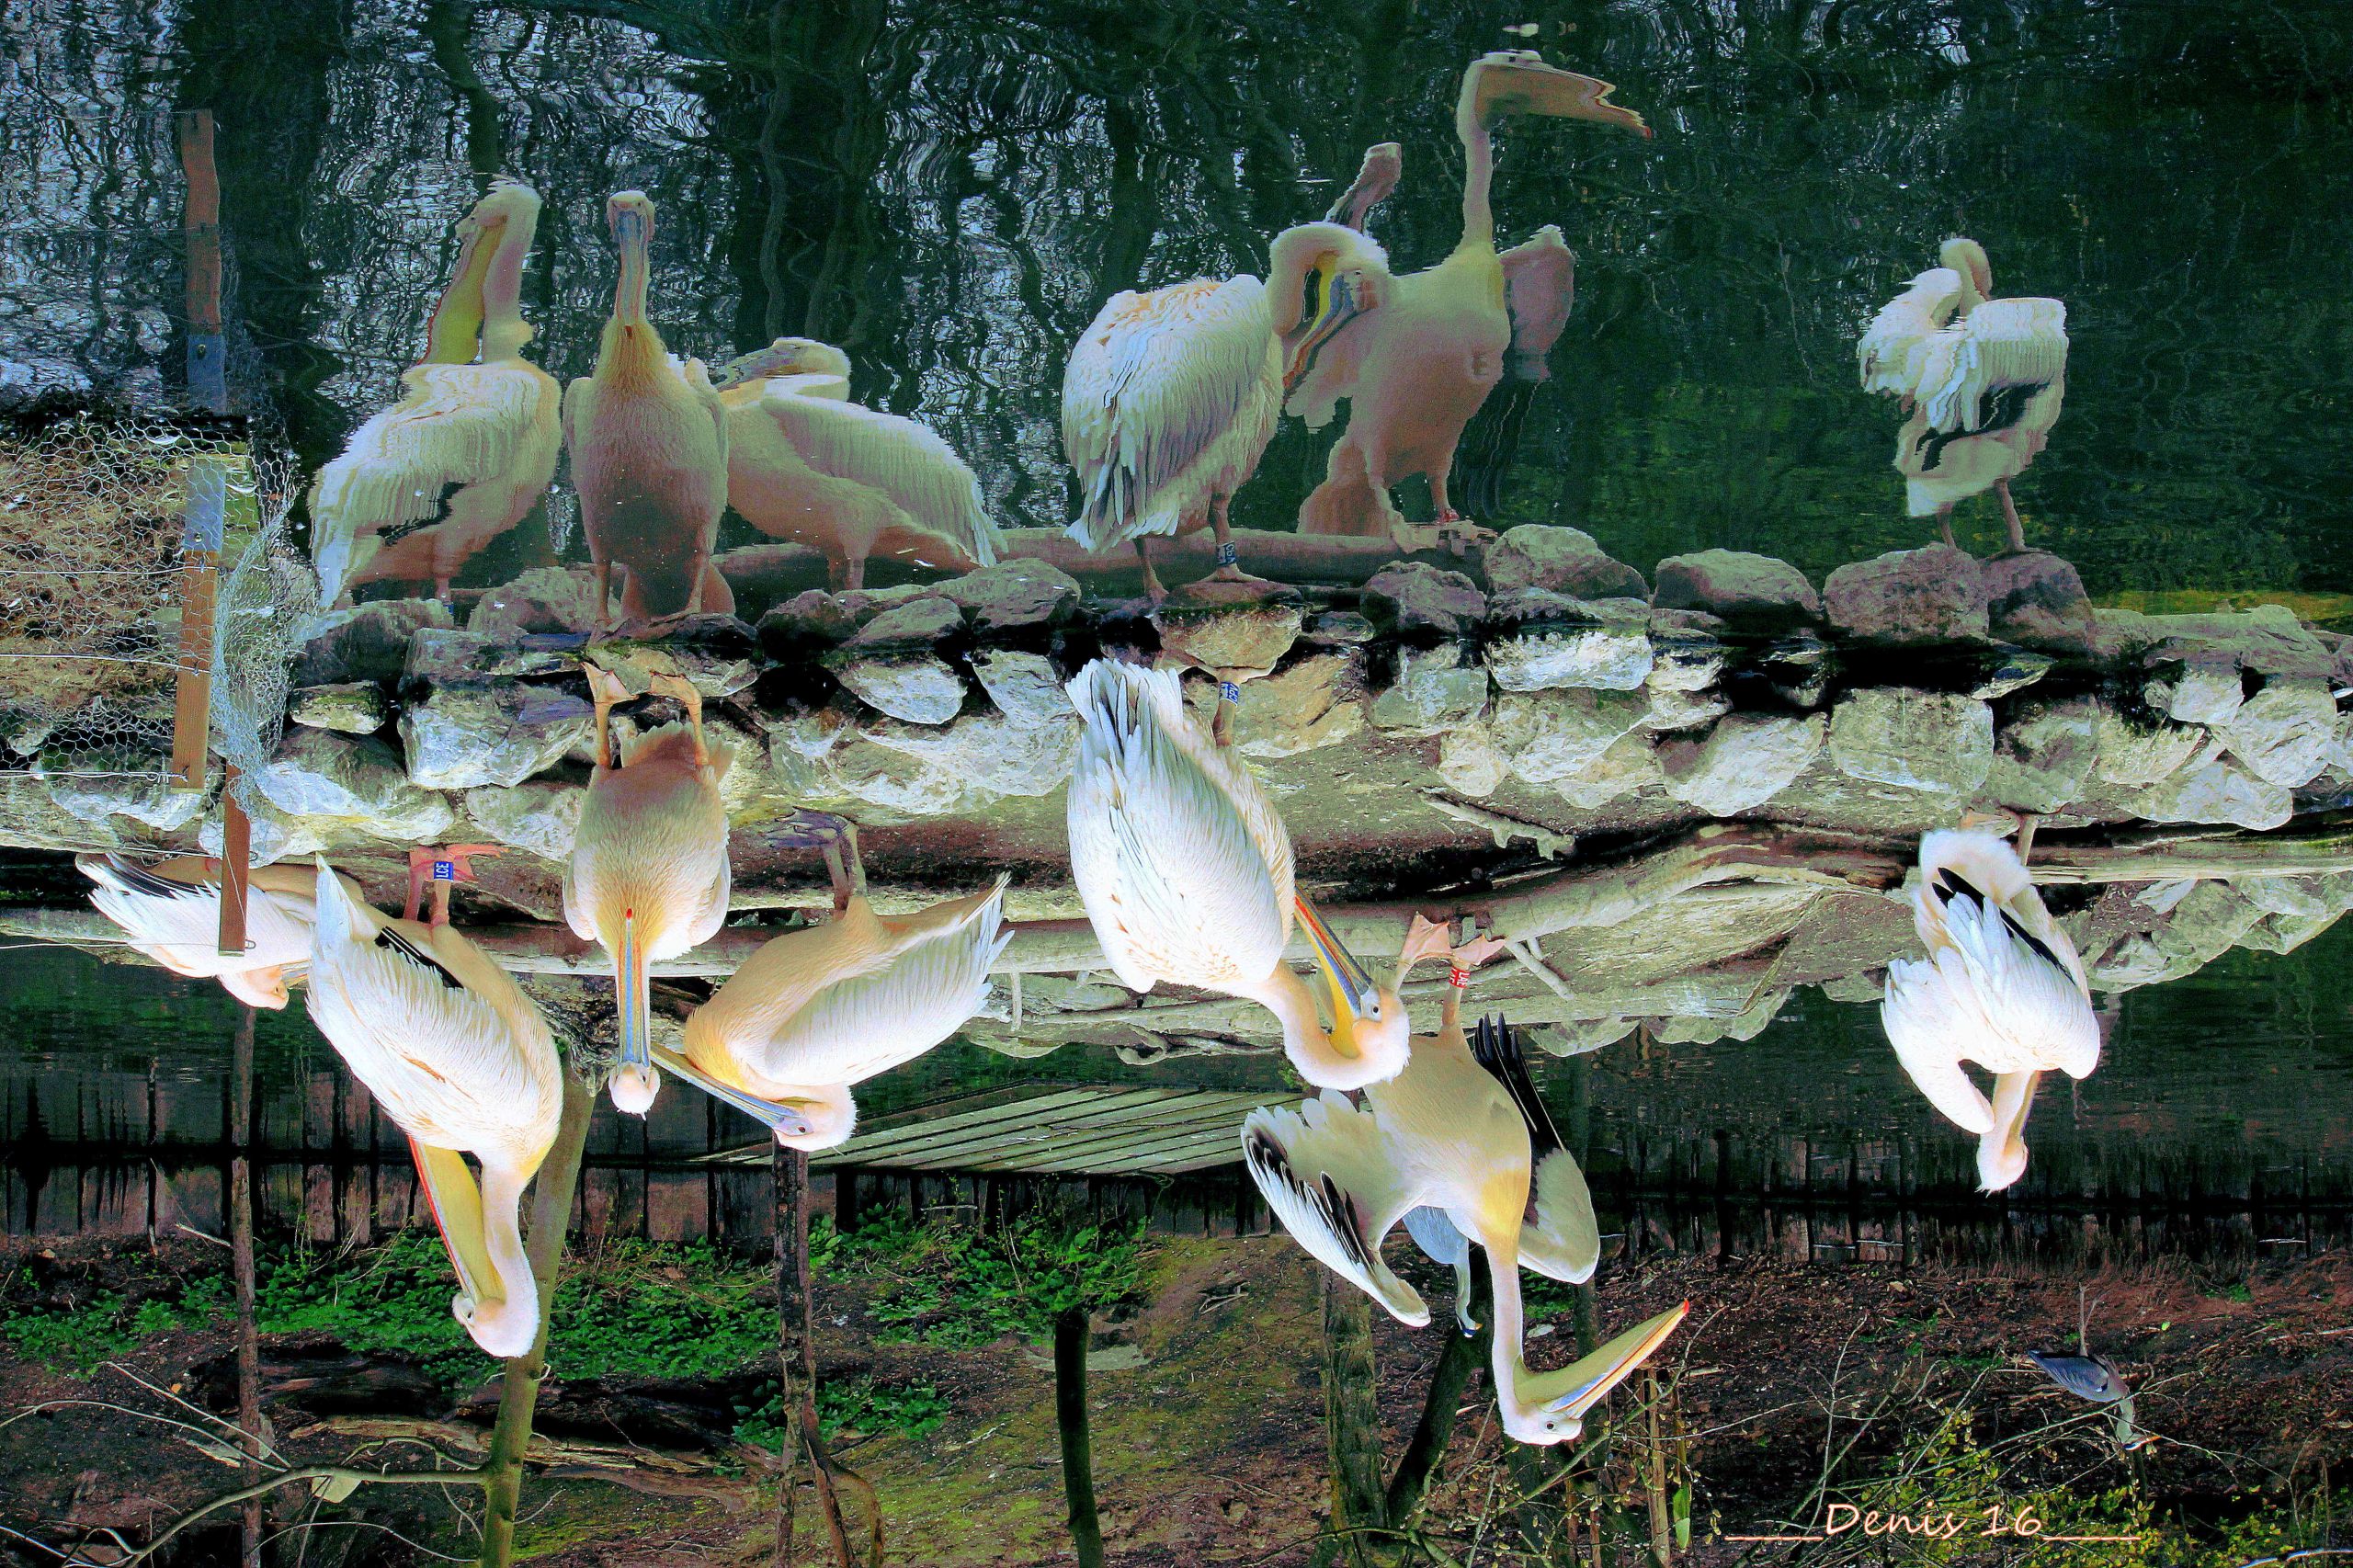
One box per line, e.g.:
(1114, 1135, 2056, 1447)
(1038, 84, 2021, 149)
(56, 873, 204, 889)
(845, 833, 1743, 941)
(168, 109, 223, 795)
(771, 1143, 872, 1567)
(1053, 1303, 1105, 1568)
(230, 1001, 264, 1568)
(218, 763, 251, 959)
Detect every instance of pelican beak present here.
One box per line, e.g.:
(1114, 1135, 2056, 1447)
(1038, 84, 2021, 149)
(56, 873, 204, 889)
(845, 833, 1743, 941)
(1295, 895, 1381, 1025)
(648, 1043, 813, 1142)
(410, 1139, 498, 1316)
(609, 910, 661, 1114)
(1472, 54, 1651, 139)
(1282, 270, 1362, 395)
(1545, 1301, 1690, 1418)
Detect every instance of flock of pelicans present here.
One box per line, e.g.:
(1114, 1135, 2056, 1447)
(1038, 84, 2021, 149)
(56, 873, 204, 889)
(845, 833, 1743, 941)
(70, 50, 2096, 1449)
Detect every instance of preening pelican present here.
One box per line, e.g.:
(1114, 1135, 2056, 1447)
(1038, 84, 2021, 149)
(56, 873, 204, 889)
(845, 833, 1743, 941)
(563, 191, 733, 625)
(1857, 236, 2068, 551)
(310, 180, 562, 605)
(667, 817, 1009, 1149)
(714, 337, 1001, 591)
(1881, 828, 2099, 1192)
(78, 853, 353, 1010)
(1063, 657, 1407, 1090)
(1245, 918, 1684, 1445)
(563, 665, 734, 1115)
(1273, 52, 1646, 545)
(305, 855, 561, 1360)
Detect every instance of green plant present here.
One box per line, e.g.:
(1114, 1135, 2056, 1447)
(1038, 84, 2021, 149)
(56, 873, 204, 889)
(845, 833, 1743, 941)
(820, 1211, 1148, 1347)
(733, 1376, 950, 1450)
(3, 1276, 231, 1374)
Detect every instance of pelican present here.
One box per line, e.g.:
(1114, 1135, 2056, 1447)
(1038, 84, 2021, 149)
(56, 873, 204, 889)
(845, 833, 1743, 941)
(1881, 828, 2099, 1192)
(563, 665, 734, 1115)
(1245, 918, 1685, 1445)
(1273, 52, 1646, 545)
(665, 816, 1009, 1149)
(1857, 236, 2068, 551)
(1063, 656, 1408, 1090)
(1326, 142, 1403, 232)
(305, 855, 560, 1360)
(78, 853, 354, 1010)
(310, 180, 562, 605)
(563, 191, 733, 626)
(712, 337, 1001, 591)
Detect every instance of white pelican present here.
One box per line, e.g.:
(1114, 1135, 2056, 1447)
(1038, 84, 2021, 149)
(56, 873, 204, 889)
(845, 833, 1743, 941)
(78, 853, 353, 1010)
(1325, 142, 1403, 231)
(665, 816, 1009, 1149)
(563, 665, 734, 1115)
(1857, 236, 2068, 551)
(563, 191, 733, 625)
(1245, 918, 1685, 1445)
(1273, 52, 1646, 544)
(1881, 828, 2099, 1191)
(711, 337, 1001, 591)
(310, 180, 562, 605)
(305, 855, 561, 1359)
(1063, 656, 1408, 1090)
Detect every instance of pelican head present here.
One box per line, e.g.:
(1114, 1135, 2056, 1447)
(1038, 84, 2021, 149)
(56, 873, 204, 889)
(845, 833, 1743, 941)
(1291, 896, 1411, 1089)
(713, 335, 852, 392)
(1939, 236, 1993, 301)
(655, 1039, 855, 1151)
(1325, 142, 1402, 230)
(608, 1061, 661, 1116)
(1267, 222, 1389, 394)
(1461, 51, 1651, 138)
(1978, 1122, 2030, 1193)
(1508, 1301, 1689, 1446)
(605, 190, 656, 328)
(456, 1280, 539, 1361)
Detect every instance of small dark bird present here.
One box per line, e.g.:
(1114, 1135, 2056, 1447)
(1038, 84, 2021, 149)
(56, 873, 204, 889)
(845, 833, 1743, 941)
(2029, 1350, 2156, 1452)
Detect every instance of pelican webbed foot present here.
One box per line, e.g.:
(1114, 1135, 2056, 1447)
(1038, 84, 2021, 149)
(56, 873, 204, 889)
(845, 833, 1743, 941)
(405, 844, 502, 926)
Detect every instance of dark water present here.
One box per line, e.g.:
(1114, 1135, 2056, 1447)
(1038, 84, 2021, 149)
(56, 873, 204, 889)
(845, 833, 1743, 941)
(9, 0, 2353, 593)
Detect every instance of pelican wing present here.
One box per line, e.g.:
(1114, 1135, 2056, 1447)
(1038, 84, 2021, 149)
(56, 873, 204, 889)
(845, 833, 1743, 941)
(1244, 1096, 1430, 1326)
(1857, 267, 1962, 399)
(1065, 659, 1292, 994)
(1467, 1016, 1563, 1162)
(79, 852, 319, 983)
(1500, 226, 1574, 381)
(1062, 276, 1275, 549)
(1402, 1205, 1469, 1267)
(758, 381, 999, 565)
(1881, 955, 1998, 1134)
(1518, 1148, 1601, 1285)
(1930, 891, 2102, 1079)
(310, 362, 557, 602)
(1920, 298, 2069, 434)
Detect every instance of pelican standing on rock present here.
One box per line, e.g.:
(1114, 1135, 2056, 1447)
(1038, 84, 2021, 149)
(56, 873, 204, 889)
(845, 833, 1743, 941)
(712, 337, 1001, 591)
(78, 853, 354, 1010)
(1245, 918, 1686, 1446)
(665, 816, 1009, 1149)
(564, 665, 734, 1115)
(1063, 657, 1408, 1090)
(304, 856, 561, 1359)
(1881, 827, 2099, 1191)
(310, 180, 562, 605)
(564, 191, 733, 625)
(1274, 52, 1647, 546)
(1858, 237, 2069, 551)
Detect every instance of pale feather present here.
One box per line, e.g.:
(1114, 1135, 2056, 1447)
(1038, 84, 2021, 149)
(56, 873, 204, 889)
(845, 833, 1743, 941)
(1920, 298, 2070, 434)
(564, 721, 736, 959)
(80, 853, 325, 985)
(1519, 1147, 1600, 1285)
(1499, 225, 1574, 382)
(1243, 1096, 1431, 1326)
(754, 380, 1000, 565)
(1857, 267, 1962, 399)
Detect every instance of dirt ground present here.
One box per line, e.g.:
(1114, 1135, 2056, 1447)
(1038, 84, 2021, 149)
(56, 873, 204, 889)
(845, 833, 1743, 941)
(3, 1234, 2347, 1566)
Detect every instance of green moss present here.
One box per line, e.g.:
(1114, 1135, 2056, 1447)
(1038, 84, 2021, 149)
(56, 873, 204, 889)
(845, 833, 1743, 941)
(813, 1209, 1150, 1348)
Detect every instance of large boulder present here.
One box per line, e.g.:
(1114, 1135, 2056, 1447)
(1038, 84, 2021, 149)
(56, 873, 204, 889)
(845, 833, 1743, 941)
(839, 711, 1077, 814)
(1652, 550, 1821, 630)
(2134, 758, 2292, 831)
(468, 566, 606, 638)
(1362, 562, 1486, 636)
(1660, 713, 1825, 816)
(2216, 677, 2337, 788)
(1984, 551, 2097, 655)
(1483, 594, 1654, 693)
(251, 727, 455, 841)
(1437, 723, 1508, 797)
(1823, 545, 1988, 644)
(1986, 697, 2098, 814)
(829, 651, 966, 724)
(47, 771, 208, 832)
(757, 589, 857, 652)
(1369, 644, 1489, 735)
(2092, 710, 2208, 788)
(289, 682, 391, 734)
(972, 649, 1071, 728)
(2156, 655, 2244, 727)
(295, 598, 454, 686)
(1187, 654, 1363, 758)
(1155, 599, 1303, 679)
(1557, 730, 1663, 810)
(398, 630, 588, 790)
(462, 780, 585, 861)
(1483, 525, 1647, 600)
(1490, 688, 1647, 785)
(1827, 689, 1994, 794)
(938, 559, 1081, 631)
(848, 596, 963, 646)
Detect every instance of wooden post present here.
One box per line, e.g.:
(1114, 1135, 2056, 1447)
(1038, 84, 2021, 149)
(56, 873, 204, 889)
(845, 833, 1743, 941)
(170, 109, 225, 793)
(1053, 1304, 1105, 1568)
(177, 110, 226, 410)
(218, 762, 251, 958)
(230, 1003, 264, 1568)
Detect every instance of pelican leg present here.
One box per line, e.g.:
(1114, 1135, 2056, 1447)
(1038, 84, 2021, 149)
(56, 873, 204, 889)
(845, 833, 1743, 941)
(1996, 479, 2028, 552)
(434, 574, 454, 604)
(1451, 1256, 1480, 1335)
(584, 663, 631, 771)
(646, 673, 708, 767)
(1134, 537, 1165, 604)
(821, 816, 864, 913)
(1206, 493, 1246, 584)
(1936, 505, 1957, 550)
(843, 554, 866, 593)
(407, 844, 504, 928)
(591, 555, 614, 630)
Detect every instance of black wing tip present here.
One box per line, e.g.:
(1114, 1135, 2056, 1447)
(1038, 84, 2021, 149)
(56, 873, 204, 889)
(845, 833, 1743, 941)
(373, 926, 466, 991)
(1470, 1013, 1566, 1160)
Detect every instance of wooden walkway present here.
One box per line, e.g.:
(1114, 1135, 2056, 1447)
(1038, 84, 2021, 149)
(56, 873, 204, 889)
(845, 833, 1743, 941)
(700, 1085, 1290, 1177)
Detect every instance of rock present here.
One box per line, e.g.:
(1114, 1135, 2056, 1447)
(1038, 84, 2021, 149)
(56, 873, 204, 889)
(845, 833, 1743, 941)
(1641, 684, 1732, 734)
(1557, 730, 1662, 809)
(398, 629, 589, 790)
(467, 566, 605, 638)
(289, 683, 390, 734)
(836, 582, 950, 624)
(2092, 710, 2208, 788)
(1984, 551, 2097, 655)
(1986, 698, 2098, 814)
(758, 590, 857, 651)
(2161, 655, 2245, 726)
(828, 650, 966, 724)
(2241, 907, 2342, 956)
(1820, 971, 1885, 1004)
(849, 596, 963, 647)
(1967, 649, 2053, 700)
(2238, 875, 2333, 920)
(847, 711, 1077, 811)
(1187, 654, 1363, 758)
(1528, 1017, 1638, 1056)
(295, 598, 454, 686)
(200, 791, 323, 867)
(972, 649, 1070, 728)
(587, 616, 761, 699)
(1362, 562, 1486, 636)
(1656, 989, 1788, 1045)
(1483, 597, 1653, 693)
(251, 728, 456, 840)
(1646, 628, 1726, 692)
(1369, 644, 1488, 735)
(1660, 713, 1825, 816)
(1483, 525, 1647, 600)
(2134, 758, 2292, 831)
(1154, 599, 1303, 679)
(1827, 689, 1995, 794)
(2143, 605, 2336, 680)
(1652, 550, 1822, 629)
(1758, 631, 1833, 708)
(47, 771, 207, 832)
(938, 559, 1081, 631)
(1306, 609, 1377, 644)
(1438, 723, 1508, 797)
(1823, 545, 1988, 644)
(2216, 677, 2337, 787)
(462, 780, 585, 861)
(1490, 688, 1647, 785)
